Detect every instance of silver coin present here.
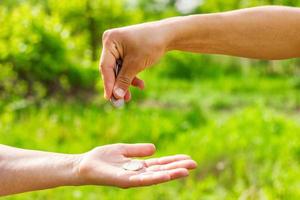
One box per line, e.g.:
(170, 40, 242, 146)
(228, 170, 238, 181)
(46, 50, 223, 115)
(111, 96, 124, 108)
(122, 160, 144, 171)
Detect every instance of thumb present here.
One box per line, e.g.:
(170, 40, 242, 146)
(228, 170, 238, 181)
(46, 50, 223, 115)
(113, 58, 141, 99)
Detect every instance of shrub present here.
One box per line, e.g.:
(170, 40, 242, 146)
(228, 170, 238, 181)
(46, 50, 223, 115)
(0, 4, 98, 102)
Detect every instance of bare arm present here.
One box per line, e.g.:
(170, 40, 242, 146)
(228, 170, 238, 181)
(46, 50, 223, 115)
(0, 144, 79, 196)
(166, 6, 300, 59)
(100, 6, 300, 102)
(0, 144, 196, 196)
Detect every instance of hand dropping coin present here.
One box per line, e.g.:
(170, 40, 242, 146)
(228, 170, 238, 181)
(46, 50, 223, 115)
(122, 160, 144, 171)
(111, 59, 125, 108)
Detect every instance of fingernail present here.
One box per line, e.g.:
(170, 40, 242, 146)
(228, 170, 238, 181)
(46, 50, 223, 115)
(114, 88, 125, 98)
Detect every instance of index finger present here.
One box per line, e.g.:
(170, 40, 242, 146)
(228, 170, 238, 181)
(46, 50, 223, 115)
(99, 46, 116, 100)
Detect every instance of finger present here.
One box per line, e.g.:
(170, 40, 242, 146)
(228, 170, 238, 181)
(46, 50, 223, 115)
(113, 58, 141, 99)
(167, 168, 189, 180)
(129, 171, 170, 187)
(99, 47, 116, 100)
(147, 160, 197, 172)
(129, 168, 188, 187)
(120, 143, 156, 157)
(124, 90, 131, 102)
(145, 154, 191, 166)
(131, 77, 145, 90)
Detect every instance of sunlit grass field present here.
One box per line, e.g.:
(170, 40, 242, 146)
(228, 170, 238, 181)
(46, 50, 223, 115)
(1, 68, 300, 200)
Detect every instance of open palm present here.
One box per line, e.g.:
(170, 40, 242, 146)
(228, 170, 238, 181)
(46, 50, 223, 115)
(77, 143, 197, 188)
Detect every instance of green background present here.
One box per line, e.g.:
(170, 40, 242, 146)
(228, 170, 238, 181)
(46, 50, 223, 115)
(0, 0, 299, 199)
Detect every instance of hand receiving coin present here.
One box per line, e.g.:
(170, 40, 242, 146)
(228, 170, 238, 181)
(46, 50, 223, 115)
(76, 143, 197, 188)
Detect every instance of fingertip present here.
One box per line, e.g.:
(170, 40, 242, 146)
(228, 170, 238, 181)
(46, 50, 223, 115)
(104, 93, 109, 100)
(138, 81, 145, 90)
(147, 143, 156, 154)
(190, 160, 198, 169)
(131, 77, 145, 90)
(124, 91, 131, 102)
(152, 144, 156, 151)
(139, 85, 145, 90)
(104, 88, 114, 100)
(142, 143, 156, 156)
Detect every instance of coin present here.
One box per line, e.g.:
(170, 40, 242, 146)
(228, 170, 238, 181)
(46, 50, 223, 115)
(111, 96, 124, 108)
(122, 160, 144, 171)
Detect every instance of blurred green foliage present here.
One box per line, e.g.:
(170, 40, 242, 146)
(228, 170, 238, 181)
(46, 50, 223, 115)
(0, 3, 98, 102)
(0, 0, 299, 199)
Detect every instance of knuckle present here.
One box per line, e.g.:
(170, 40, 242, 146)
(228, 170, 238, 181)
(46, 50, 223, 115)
(102, 30, 113, 41)
(102, 29, 121, 45)
(112, 143, 126, 151)
(117, 75, 132, 87)
(102, 30, 113, 47)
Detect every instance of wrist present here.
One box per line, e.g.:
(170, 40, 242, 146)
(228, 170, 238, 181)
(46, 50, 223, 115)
(157, 16, 188, 52)
(69, 153, 86, 186)
(71, 152, 103, 186)
(47, 153, 86, 187)
(161, 14, 218, 53)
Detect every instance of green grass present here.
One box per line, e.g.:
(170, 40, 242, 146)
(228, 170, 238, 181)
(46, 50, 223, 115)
(1, 73, 300, 200)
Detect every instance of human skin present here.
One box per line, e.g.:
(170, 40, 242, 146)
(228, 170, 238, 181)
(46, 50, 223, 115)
(0, 143, 197, 196)
(99, 6, 300, 102)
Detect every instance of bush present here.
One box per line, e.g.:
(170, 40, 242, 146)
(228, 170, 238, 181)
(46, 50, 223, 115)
(156, 52, 244, 80)
(0, 4, 98, 102)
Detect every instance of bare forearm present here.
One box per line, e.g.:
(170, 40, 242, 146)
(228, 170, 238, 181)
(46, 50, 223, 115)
(0, 144, 197, 196)
(164, 6, 300, 59)
(100, 6, 300, 101)
(0, 145, 81, 196)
